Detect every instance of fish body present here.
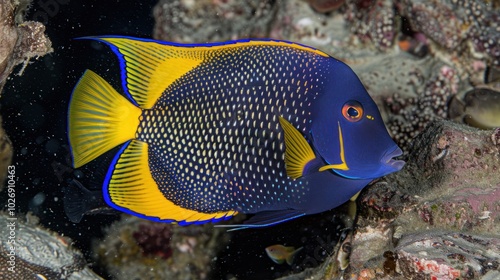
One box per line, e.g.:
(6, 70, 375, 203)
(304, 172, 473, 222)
(68, 37, 404, 228)
(265, 245, 303, 265)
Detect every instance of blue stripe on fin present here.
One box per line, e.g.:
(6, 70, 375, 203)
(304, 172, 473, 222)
(76, 35, 327, 53)
(215, 210, 306, 231)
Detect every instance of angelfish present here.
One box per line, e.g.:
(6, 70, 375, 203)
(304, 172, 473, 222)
(68, 36, 404, 229)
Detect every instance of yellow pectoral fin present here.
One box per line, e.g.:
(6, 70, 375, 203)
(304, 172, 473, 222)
(103, 139, 237, 224)
(319, 122, 349, 172)
(278, 117, 316, 179)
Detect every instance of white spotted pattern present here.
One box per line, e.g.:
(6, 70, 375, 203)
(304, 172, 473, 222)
(136, 45, 331, 213)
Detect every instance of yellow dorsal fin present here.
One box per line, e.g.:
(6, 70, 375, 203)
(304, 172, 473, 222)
(278, 117, 316, 179)
(103, 139, 237, 224)
(91, 37, 330, 109)
(95, 37, 206, 109)
(68, 70, 141, 168)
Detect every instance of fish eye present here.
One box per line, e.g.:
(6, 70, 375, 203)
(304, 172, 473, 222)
(342, 101, 363, 122)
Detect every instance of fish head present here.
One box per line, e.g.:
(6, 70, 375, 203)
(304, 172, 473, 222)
(310, 60, 405, 179)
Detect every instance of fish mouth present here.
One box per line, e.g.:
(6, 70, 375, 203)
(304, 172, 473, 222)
(381, 146, 405, 171)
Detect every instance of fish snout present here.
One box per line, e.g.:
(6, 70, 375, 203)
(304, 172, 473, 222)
(381, 146, 405, 172)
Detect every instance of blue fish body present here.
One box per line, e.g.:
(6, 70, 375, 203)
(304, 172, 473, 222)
(68, 36, 404, 227)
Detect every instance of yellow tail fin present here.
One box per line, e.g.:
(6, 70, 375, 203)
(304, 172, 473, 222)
(68, 70, 141, 168)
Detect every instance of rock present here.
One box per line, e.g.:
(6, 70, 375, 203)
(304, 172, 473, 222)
(0, 0, 50, 189)
(0, 115, 12, 191)
(0, 0, 52, 94)
(398, 0, 500, 67)
(278, 120, 499, 279)
(152, 0, 277, 43)
(314, 120, 500, 279)
(93, 215, 231, 280)
(396, 232, 500, 280)
(268, 0, 352, 56)
(0, 212, 102, 279)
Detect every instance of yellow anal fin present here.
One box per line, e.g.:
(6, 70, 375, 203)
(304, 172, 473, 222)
(69, 70, 141, 168)
(279, 117, 316, 179)
(95, 37, 206, 109)
(104, 140, 237, 224)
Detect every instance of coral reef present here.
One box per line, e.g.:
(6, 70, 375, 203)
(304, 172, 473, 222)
(344, 0, 396, 51)
(273, 124, 500, 280)
(280, 120, 500, 279)
(0, 0, 50, 189)
(0, 1, 496, 279)
(398, 0, 500, 67)
(0, 115, 12, 191)
(383, 63, 460, 150)
(0, 212, 102, 279)
(153, 0, 277, 43)
(268, 0, 353, 59)
(93, 215, 231, 279)
(0, 0, 52, 93)
(132, 223, 174, 260)
(395, 232, 500, 279)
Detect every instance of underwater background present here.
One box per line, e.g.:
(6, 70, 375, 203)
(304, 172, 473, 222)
(0, 1, 345, 279)
(0, 0, 499, 279)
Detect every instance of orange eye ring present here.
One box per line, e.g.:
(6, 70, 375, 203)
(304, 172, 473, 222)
(342, 101, 363, 122)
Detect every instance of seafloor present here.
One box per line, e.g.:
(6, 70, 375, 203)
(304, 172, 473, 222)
(0, 0, 499, 279)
